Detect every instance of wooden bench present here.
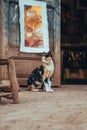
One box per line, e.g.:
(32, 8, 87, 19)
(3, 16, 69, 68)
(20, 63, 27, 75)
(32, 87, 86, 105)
(0, 58, 19, 104)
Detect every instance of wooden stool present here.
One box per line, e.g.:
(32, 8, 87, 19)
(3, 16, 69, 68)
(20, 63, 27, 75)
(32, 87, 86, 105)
(0, 58, 19, 104)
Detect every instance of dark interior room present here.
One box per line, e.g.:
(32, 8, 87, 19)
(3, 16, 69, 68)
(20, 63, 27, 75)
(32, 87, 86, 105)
(61, 0, 87, 84)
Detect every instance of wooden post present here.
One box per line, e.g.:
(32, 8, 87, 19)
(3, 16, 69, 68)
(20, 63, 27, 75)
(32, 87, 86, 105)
(54, 1, 61, 86)
(8, 58, 19, 104)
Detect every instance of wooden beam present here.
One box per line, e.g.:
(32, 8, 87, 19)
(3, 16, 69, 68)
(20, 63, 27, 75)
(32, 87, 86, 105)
(0, 92, 12, 97)
(8, 58, 19, 104)
(10, 56, 41, 61)
(0, 84, 11, 88)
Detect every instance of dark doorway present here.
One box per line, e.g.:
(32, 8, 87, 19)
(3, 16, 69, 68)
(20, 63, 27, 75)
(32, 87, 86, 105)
(61, 0, 87, 84)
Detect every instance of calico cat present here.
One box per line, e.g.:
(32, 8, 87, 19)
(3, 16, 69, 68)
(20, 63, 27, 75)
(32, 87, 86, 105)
(27, 51, 54, 92)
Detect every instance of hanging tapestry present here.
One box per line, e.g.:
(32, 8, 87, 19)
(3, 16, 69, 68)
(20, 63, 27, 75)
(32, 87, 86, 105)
(19, 0, 49, 53)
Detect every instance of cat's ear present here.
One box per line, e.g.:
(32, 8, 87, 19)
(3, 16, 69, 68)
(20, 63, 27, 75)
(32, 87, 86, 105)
(48, 51, 52, 56)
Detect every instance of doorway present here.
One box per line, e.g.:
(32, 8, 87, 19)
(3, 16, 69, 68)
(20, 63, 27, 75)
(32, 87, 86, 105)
(61, 0, 87, 84)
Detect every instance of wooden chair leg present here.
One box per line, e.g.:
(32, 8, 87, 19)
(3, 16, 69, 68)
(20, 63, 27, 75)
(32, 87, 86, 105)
(8, 58, 19, 104)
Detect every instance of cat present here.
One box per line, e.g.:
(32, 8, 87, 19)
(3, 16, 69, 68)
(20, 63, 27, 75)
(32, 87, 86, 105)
(27, 51, 54, 92)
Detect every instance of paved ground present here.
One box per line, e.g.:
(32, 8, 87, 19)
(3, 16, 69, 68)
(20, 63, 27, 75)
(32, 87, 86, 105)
(0, 85, 87, 130)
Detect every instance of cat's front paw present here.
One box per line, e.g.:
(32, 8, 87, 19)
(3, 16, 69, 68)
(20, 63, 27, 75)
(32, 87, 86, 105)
(49, 89, 54, 92)
(46, 89, 54, 92)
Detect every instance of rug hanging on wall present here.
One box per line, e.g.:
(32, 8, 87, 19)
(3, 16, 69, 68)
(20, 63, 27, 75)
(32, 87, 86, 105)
(19, 0, 49, 53)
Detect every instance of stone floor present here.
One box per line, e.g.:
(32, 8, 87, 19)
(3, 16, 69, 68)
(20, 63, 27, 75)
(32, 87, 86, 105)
(0, 85, 87, 130)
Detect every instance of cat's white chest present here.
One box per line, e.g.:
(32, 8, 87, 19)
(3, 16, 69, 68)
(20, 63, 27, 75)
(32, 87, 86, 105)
(46, 62, 54, 75)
